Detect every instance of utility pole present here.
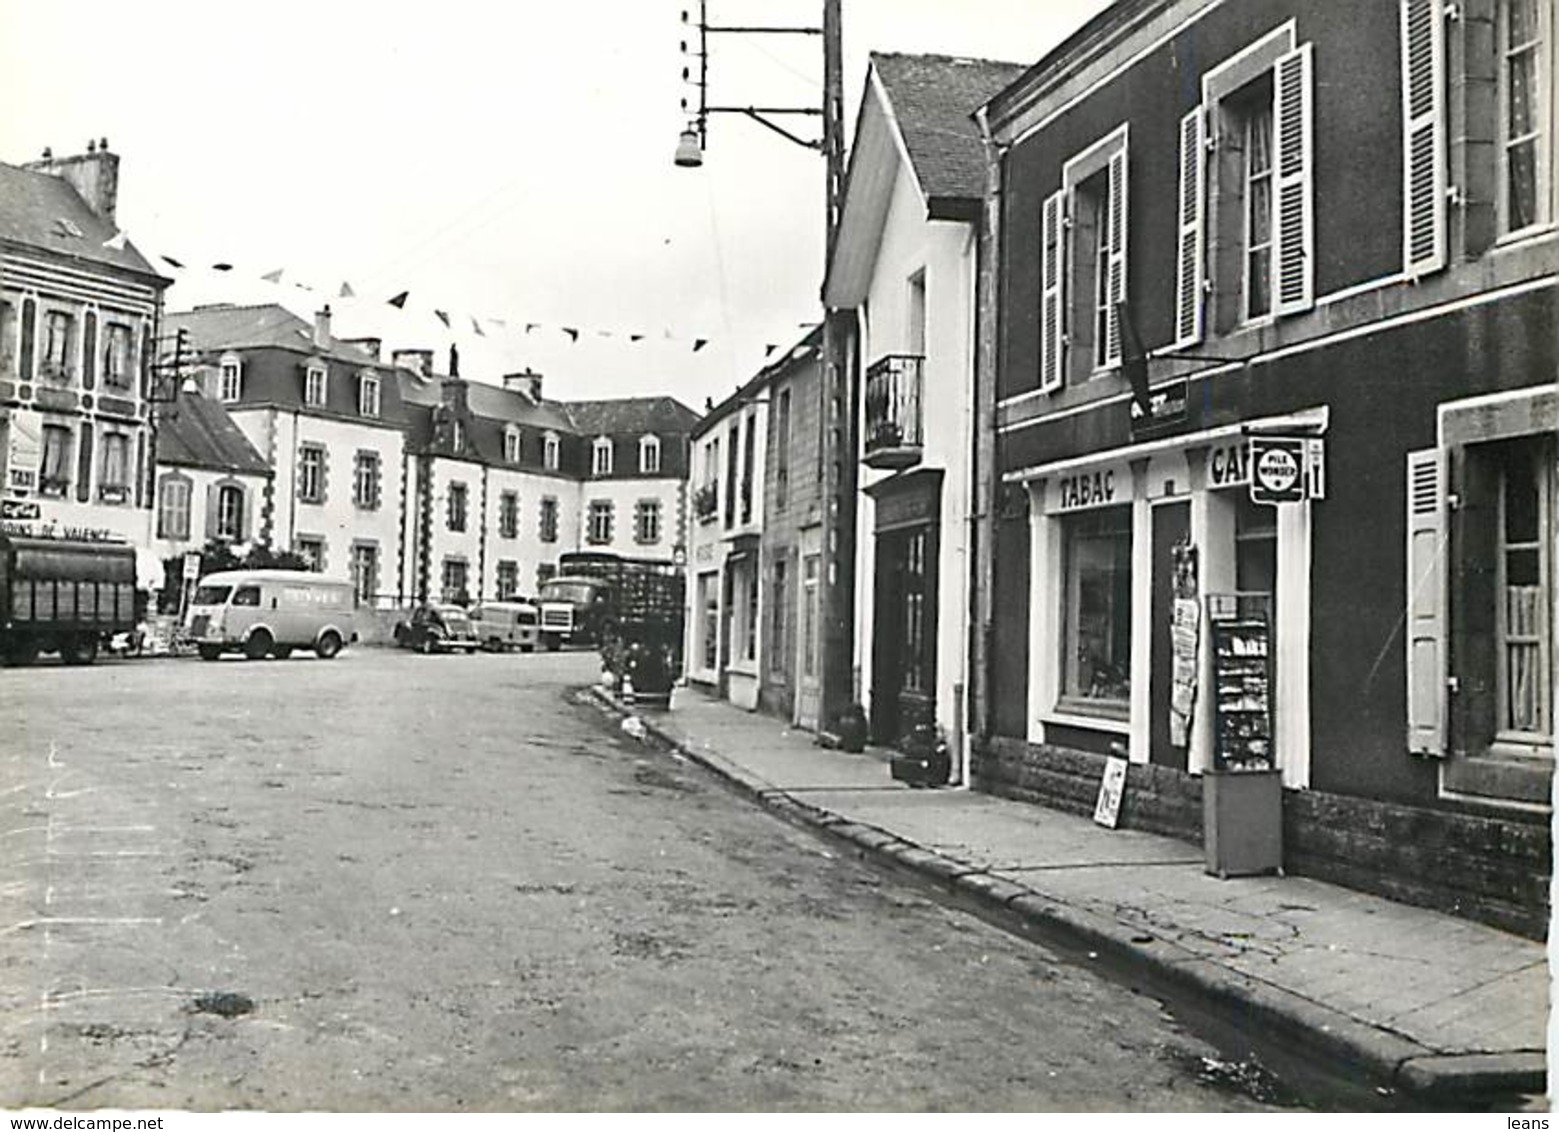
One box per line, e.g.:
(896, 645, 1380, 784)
(817, 0, 857, 735)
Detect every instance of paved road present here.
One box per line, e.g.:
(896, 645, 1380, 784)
(1, 648, 1302, 1111)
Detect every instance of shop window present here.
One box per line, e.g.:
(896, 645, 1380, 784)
(1060, 507, 1133, 710)
(700, 574, 719, 670)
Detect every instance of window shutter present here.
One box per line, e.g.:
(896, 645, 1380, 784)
(239, 486, 253, 542)
(1104, 147, 1129, 367)
(82, 311, 97, 390)
(19, 297, 35, 381)
(75, 423, 93, 503)
(1400, 0, 1447, 276)
(1174, 107, 1207, 347)
(1039, 189, 1067, 392)
(1405, 448, 1448, 756)
(205, 482, 220, 540)
(1273, 43, 1314, 316)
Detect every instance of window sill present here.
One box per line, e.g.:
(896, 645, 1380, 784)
(1045, 701, 1131, 735)
(1441, 746, 1553, 808)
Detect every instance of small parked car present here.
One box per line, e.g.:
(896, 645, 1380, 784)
(470, 600, 540, 653)
(393, 603, 481, 654)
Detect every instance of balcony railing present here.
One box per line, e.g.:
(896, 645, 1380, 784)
(863, 353, 924, 470)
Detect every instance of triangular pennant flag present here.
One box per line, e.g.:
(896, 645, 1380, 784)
(525, 323, 539, 334)
(434, 310, 451, 328)
(211, 263, 233, 272)
(562, 328, 579, 342)
(765, 344, 778, 357)
(339, 281, 356, 298)
(161, 255, 185, 268)
(103, 230, 129, 251)
(630, 334, 645, 343)
(597, 330, 612, 339)
(490, 318, 507, 328)
(387, 291, 409, 308)
(261, 268, 284, 283)
(692, 339, 708, 353)
(471, 316, 486, 337)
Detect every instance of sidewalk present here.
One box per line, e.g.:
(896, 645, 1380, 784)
(592, 683, 1549, 1100)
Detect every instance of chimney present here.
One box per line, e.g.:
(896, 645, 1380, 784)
(501, 368, 544, 404)
(340, 336, 382, 361)
(313, 305, 333, 350)
(392, 348, 434, 377)
(25, 140, 121, 226)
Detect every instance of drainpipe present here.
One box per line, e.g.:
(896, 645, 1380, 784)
(968, 104, 1004, 788)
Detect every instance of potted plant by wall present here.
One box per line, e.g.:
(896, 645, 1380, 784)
(835, 702, 868, 753)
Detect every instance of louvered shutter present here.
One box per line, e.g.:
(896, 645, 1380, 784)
(82, 311, 97, 390)
(239, 486, 253, 542)
(1173, 107, 1207, 348)
(1401, 0, 1447, 276)
(1104, 148, 1129, 367)
(1273, 44, 1314, 316)
(1405, 448, 1448, 756)
(1039, 189, 1067, 392)
(205, 483, 220, 540)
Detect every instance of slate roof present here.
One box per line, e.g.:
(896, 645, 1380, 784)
(155, 389, 272, 475)
(0, 160, 166, 280)
(564, 396, 700, 437)
(168, 304, 372, 361)
(870, 52, 1027, 210)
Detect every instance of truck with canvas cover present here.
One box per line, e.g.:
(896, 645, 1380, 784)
(0, 535, 139, 666)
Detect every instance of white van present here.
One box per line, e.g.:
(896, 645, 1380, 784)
(185, 569, 357, 661)
(470, 600, 540, 653)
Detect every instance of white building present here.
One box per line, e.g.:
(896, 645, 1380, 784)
(824, 53, 1025, 768)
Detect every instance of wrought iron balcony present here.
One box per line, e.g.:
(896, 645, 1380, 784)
(863, 353, 924, 470)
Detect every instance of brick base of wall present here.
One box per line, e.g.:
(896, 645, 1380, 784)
(973, 736, 1551, 941)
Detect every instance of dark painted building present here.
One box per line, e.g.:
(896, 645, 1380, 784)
(980, 0, 1555, 937)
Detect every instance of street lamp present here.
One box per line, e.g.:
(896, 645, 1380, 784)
(674, 1, 857, 739)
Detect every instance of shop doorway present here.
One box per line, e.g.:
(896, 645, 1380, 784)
(795, 529, 822, 731)
(1150, 501, 1192, 769)
(871, 524, 938, 745)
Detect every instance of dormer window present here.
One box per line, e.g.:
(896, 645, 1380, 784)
(543, 431, 560, 471)
(451, 419, 466, 452)
(504, 426, 522, 463)
(358, 372, 381, 417)
(639, 434, 662, 474)
(304, 363, 328, 407)
(592, 436, 613, 476)
(218, 353, 243, 402)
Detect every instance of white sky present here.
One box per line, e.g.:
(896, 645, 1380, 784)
(0, 0, 1108, 412)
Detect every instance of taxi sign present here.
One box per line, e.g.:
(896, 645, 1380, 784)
(1249, 436, 1307, 504)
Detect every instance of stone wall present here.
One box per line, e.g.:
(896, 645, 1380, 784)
(973, 736, 1550, 941)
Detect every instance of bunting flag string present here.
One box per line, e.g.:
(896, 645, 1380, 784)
(126, 242, 780, 356)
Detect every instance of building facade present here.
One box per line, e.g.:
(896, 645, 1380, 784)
(0, 146, 170, 546)
(982, 0, 1555, 937)
(150, 387, 272, 567)
(825, 53, 1026, 772)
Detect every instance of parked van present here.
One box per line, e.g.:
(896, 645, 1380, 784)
(470, 600, 540, 653)
(185, 569, 356, 661)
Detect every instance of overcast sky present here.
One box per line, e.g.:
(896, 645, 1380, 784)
(0, 1, 1107, 412)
